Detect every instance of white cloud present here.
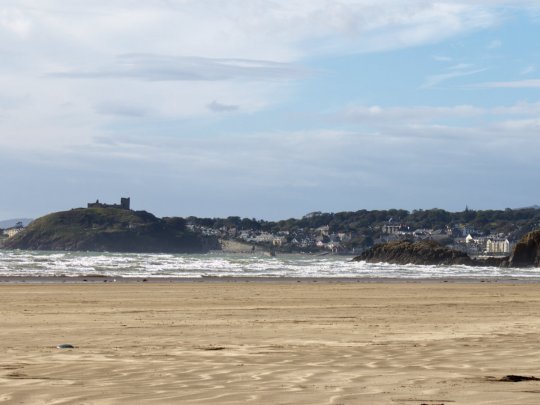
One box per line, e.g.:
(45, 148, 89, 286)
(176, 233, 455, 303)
(491, 101, 540, 115)
(520, 65, 536, 75)
(3, 1, 540, 218)
(433, 55, 453, 62)
(492, 118, 540, 132)
(0, 74, 291, 152)
(49, 114, 539, 216)
(307, 1, 497, 54)
(0, 0, 508, 154)
(448, 63, 474, 70)
(48, 54, 307, 82)
(475, 79, 540, 88)
(0, 8, 31, 38)
(422, 67, 488, 88)
(77, 100, 540, 168)
(344, 104, 484, 124)
(94, 101, 150, 118)
(207, 101, 239, 113)
(5, 95, 540, 218)
(346, 100, 540, 119)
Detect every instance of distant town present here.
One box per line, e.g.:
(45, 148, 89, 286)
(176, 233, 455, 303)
(185, 208, 537, 256)
(2, 198, 540, 257)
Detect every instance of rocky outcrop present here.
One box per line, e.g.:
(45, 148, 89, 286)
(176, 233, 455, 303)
(353, 240, 474, 265)
(3, 208, 218, 253)
(353, 240, 507, 267)
(509, 229, 540, 267)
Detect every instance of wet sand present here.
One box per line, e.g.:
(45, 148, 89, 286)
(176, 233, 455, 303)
(2, 281, 540, 404)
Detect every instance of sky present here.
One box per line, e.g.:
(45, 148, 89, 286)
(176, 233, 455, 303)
(1, 1, 540, 220)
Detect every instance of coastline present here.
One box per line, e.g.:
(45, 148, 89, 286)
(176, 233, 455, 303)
(1, 274, 539, 284)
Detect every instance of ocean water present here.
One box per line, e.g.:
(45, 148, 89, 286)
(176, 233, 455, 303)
(0, 250, 539, 279)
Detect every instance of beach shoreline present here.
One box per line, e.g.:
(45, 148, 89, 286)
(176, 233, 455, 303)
(1, 274, 539, 284)
(2, 281, 540, 404)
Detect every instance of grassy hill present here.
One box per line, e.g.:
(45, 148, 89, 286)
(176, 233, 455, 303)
(3, 208, 217, 253)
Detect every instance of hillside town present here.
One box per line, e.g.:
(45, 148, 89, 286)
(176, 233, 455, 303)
(3, 205, 540, 257)
(187, 218, 516, 256)
(185, 206, 540, 256)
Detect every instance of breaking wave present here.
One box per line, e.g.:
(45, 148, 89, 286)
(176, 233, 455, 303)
(0, 250, 539, 279)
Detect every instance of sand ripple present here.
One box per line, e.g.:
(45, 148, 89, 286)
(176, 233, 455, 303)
(2, 283, 540, 404)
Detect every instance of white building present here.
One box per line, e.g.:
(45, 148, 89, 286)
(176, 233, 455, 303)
(382, 224, 401, 234)
(252, 233, 275, 243)
(486, 238, 511, 254)
(272, 236, 287, 247)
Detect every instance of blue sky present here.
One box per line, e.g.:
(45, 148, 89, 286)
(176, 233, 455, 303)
(1, 1, 540, 220)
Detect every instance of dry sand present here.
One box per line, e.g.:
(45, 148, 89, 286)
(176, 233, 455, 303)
(2, 281, 540, 404)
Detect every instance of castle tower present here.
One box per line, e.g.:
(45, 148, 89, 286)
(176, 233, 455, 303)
(121, 197, 130, 210)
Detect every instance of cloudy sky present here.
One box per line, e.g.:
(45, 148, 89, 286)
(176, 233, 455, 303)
(1, 1, 540, 220)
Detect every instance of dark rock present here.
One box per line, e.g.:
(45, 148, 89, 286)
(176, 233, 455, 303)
(509, 229, 540, 268)
(499, 375, 540, 382)
(56, 343, 75, 349)
(476, 256, 508, 267)
(353, 240, 507, 267)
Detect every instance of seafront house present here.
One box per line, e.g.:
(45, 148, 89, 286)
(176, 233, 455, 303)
(465, 234, 511, 255)
(486, 238, 511, 254)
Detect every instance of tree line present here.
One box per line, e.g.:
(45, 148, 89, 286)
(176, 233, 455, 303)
(187, 206, 540, 241)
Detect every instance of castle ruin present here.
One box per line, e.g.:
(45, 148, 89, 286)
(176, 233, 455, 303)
(88, 197, 130, 210)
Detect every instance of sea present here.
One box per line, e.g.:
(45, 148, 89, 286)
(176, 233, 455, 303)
(0, 250, 539, 280)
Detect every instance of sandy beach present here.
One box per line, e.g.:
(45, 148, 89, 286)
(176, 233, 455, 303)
(2, 280, 540, 404)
